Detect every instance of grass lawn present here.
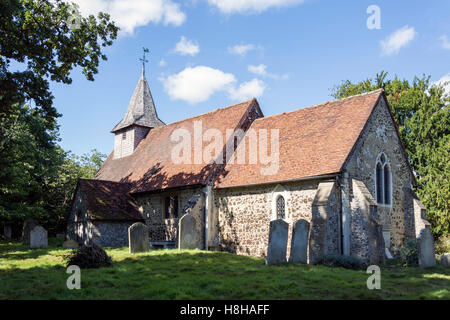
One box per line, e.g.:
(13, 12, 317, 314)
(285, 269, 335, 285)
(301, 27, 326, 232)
(0, 239, 449, 300)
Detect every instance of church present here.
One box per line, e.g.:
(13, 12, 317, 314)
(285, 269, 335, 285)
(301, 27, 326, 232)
(67, 66, 432, 264)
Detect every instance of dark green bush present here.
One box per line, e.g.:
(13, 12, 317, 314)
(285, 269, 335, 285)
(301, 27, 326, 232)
(399, 240, 418, 267)
(435, 234, 450, 255)
(318, 254, 367, 270)
(65, 243, 112, 269)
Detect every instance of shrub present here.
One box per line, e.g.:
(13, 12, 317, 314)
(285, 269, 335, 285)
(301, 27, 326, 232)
(318, 254, 367, 270)
(65, 243, 112, 269)
(399, 240, 418, 267)
(435, 234, 450, 255)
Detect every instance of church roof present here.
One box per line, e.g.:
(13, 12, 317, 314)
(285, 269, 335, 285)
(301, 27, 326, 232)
(95, 99, 261, 193)
(76, 179, 143, 221)
(111, 69, 165, 132)
(215, 89, 385, 189)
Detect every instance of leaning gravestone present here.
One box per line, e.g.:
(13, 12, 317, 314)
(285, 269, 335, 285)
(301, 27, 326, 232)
(266, 219, 289, 265)
(30, 226, 48, 249)
(418, 228, 436, 269)
(441, 253, 450, 267)
(178, 213, 197, 250)
(289, 219, 310, 263)
(63, 239, 79, 249)
(22, 219, 39, 245)
(4, 225, 12, 239)
(128, 222, 149, 253)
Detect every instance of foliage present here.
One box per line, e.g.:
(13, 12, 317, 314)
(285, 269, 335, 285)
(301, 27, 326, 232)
(1, 241, 449, 299)
(399, 239, 419, 267)
(332, 72, 450, 238)
(435, 235, 450, 255)
(317, 254, 367, 270)
(0, 103, 106, 235)
(0, 0, 118, 127)
(65, 243, 112, 269)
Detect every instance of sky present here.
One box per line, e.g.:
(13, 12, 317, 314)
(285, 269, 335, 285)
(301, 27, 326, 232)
(49, 0, 450, 156)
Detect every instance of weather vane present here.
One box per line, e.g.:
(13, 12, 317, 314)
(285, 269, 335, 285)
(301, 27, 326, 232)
(140, 47, 150, 75)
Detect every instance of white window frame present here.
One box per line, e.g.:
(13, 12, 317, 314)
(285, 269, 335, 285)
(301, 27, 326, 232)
(374, 152, 393, 208)
(271, 184, 290, 222)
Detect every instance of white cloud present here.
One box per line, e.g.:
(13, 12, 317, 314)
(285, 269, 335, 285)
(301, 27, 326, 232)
(248, 64, 267, 76)
(173, 36, 200, 56)
(227, 44, 262, 56)
(207, 0, 305, 14)
(162, 66, 236, 104)
(70, 0, 186, 35)
(248, 64, 288, 80)
(228, 78, 266, 101)
(432, 73, 450, 96)
(439, 35, 450, 50)
(380, 26, 416, 56)
(158, 59, 167, 67)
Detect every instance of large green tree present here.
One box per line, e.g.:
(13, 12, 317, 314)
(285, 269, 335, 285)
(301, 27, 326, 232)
(332, 72, 450, 238)
(1, 0, 118, 127)
(0, 0, 117, 235)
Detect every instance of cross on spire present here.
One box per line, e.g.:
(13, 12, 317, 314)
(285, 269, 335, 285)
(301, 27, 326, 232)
(140, 47, 150, 76)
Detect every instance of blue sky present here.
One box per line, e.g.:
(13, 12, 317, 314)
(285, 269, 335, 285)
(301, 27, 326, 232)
(49, 0, 450, 156)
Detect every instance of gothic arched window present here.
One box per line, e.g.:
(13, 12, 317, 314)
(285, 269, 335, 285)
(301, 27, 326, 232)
(375, 153, 392, 205)
(276, 196, 285, 220)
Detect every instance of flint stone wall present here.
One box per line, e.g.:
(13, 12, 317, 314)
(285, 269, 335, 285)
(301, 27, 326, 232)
(214, 180, 322, 260)
(342, 96, 416, 255)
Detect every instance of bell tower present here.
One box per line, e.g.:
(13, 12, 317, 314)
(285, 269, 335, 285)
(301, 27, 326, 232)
(111, 48, 164, 159)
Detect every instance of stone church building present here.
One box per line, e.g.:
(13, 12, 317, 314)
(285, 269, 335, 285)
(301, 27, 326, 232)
(67, 68, 431, 264)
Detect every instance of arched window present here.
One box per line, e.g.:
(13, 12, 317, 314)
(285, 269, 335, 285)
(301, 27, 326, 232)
(375, 153, 392, 205)
(276, 196, 285, 219)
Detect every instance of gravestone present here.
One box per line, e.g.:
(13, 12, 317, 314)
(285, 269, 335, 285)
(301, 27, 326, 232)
(178, 213, 197, 249)
(4, 225, 12, 239)
(441, 253, 450, 267)
(266, 219, 289, 265)
(30, 226, 48, 249)
(63, 239, 79, 249)
(22, 219, 39, 245)
(289, 219, 309, 263)
(417, 228, 436, 269)
(128, 222, 149, 253)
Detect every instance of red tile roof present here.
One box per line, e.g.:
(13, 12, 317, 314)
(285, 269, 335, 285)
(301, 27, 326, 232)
(95, 99, 259, 193)
(77, 179, 143, 221)
(215, 90, 384, 188)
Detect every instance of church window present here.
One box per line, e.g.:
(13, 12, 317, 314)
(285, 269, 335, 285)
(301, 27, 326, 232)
(375, 153, 392, 206)
(276, 196, 285, 220)
(122, 132, 126, 140)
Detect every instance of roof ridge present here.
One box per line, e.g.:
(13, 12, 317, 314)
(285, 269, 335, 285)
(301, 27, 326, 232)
(255, 89, 383, 122)
(148, 98, 255, 131)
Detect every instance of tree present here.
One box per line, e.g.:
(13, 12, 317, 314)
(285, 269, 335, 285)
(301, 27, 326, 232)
(332, 72, 450, 238)
(0, 0, 118, 128)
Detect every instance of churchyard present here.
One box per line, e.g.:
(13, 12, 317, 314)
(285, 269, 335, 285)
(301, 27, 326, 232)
(0, 238, 449, 300)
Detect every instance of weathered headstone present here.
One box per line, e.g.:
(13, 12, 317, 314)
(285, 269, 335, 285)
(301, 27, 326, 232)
(128, 222, 149, 253)
(63, 239, 79, 249)
(441, 253, 450, 267)
(22, 219, 39, 245)
(289, 219, 309, 263)
(4, 225, 12, 239)
(417, 228, 436, 269)
(266, 219, 289, 265)
(30, 226, 48, 249)
(178, 213, 197, 249)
